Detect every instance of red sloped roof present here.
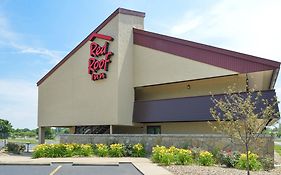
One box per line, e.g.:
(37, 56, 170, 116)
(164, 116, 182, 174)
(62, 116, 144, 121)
(133, 28, 280, 73)
(37, 8, 145, 86)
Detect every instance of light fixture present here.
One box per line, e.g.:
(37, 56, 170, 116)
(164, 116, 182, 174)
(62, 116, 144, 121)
(186, 84, 191, 89)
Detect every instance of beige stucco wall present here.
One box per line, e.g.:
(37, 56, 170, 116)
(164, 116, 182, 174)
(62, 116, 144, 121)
(247, 70, 273, 90)
(116, 14, 144, 125)
(109, 122, 219, 134)
(146, 122, 218, 134)
(38, 13, 144, 127)
(112, 125, 145, 134)
(133, 45, 238, 87)
(136, 74, 247, 101)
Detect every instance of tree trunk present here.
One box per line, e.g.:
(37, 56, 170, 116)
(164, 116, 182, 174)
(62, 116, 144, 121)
(246, 142, 250, 175)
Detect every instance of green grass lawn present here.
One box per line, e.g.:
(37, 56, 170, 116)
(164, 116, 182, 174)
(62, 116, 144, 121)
(1, 138, 58, 144)
(6, 138, 38, 144)
(1, 138, 37, 144)
(275, 144, 281, 156)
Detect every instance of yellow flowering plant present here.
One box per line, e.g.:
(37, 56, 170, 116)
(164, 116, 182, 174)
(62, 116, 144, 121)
(174, 148, 193, 165)
(235, 151, 262, 171)
(132, 143, 146, 157)
(109, 143, 125, 157)
(152, 145, 194, 166)
(95, 143, 109, 157)
(32, 143, 93, 158)
(198, 151, 214, 166)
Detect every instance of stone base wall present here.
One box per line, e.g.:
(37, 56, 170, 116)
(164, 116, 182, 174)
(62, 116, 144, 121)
(60, 134, 273, 159)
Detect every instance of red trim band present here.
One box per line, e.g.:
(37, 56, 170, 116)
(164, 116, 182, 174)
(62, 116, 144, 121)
(89, 33, 113, 41)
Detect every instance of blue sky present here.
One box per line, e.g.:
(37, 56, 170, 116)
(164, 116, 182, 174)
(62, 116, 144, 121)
(0, 0, 281, 129)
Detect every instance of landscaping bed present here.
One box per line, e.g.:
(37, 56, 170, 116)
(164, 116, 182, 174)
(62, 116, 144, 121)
(165, 165, 281, 175)
(165, 150, 281, 175)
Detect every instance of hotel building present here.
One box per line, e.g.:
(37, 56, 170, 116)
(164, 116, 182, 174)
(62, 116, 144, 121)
(37, 8, 280, 143)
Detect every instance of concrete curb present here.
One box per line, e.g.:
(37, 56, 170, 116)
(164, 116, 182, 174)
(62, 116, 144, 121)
(0, 163, 50, 166)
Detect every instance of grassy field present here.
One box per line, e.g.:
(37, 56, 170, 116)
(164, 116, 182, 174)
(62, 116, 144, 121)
(1, 138, 58, 144)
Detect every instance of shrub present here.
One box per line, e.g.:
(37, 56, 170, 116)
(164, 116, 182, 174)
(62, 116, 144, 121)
(75, 144, 93, 156)
(124, 144, 133, 157)
(159, 150, 173, 165)
(198, 151, 214, 166)
(217, 150, 240, 168)
(33, 144, 49, 158)
(152, 146, 181, 166)
(159, 146, 176, 165)
(95, 144, 109, 157)
(109, 143, 125, 157)
(6, 142, 25, 154)
(152, 145, 166, 163)
(235, 152, 262, 171)
(132, 143, 146, 157)
(174, 148, 193, 165)
(32, 144, 93, 158)
(190, 147, 202, 160)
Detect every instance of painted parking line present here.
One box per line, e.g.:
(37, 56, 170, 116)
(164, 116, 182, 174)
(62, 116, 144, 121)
(0, 163, 143, 175)
(49, 165, 62, 175)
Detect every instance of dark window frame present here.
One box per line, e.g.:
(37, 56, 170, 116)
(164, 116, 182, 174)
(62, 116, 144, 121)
(147, 125, 161, 134)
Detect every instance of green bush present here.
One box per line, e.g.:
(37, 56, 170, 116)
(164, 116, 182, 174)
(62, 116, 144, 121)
(152, 145, 165, 163)
(124, 144, 133, 156)
(198, 151, 215, 166)
(158, 146, 176, 165)
(6, 142, 25, 154)
(217, 150, 240, 168)
(235, 152, 262, 171)
(152, 145, 173, 165)
(152, 146, 193, 166)
(132, 143, 146, 157)
(71, 144, 93, 157)
(109, 143, 125, 157)
(32, 144, 93, 158)
(95, 144, 109, 157)
(174, 148, 193, 165)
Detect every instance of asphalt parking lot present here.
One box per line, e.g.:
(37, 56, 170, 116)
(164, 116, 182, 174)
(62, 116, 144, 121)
(0, 162, 143, 175)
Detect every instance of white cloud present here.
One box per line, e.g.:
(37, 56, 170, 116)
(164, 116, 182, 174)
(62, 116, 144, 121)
(0, 14, 64, 64)
(10, 42, 63, 64)
(170, 12, 202, 36)
(0, 79, 37, 129)
(167, 0, 281, 61)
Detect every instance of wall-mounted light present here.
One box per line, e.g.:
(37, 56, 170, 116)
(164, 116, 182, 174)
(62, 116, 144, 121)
(186, 84, 191, 89)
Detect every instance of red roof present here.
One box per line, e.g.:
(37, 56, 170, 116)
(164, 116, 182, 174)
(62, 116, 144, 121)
(133, 28, 280, 73)
(37, 8, 280, 86)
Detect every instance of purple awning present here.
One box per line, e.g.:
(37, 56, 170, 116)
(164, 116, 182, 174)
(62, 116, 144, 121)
(133, 90, 279, 123)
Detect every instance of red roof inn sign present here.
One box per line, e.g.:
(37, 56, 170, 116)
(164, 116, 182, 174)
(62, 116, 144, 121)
(88, 33, 114, 81)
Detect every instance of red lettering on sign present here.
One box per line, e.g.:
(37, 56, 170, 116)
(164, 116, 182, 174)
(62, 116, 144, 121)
(90, 42, 109, 57)
(92, 73, 106, 81)
(88, 33, 114, 82)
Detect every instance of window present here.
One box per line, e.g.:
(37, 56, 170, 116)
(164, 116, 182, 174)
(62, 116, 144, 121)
(147, 126, 161, 134)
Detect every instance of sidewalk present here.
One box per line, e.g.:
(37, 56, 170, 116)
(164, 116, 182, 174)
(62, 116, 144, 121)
(0, 152, 173, 175)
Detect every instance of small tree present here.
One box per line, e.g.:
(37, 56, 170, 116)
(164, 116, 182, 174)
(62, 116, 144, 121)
(210, 87, 279, 175)
(0, 118, 13, 139)
(36, 127, 55, 139)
